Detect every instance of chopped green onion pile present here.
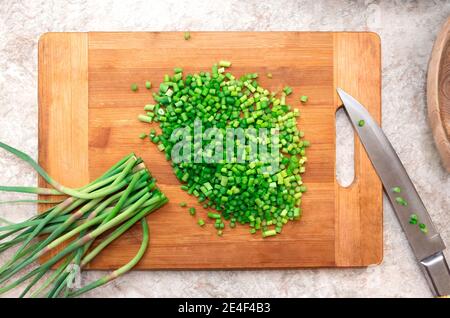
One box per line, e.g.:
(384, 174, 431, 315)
(138, 62, 309, 237)
(0, 142, 167, 297)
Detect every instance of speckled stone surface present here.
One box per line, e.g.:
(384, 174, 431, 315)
(0, 0, 449, 298)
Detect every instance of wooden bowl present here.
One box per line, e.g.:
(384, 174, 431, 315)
(428, 17, 450, 172)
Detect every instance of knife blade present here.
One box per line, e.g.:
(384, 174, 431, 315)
(336, 88, 450, 297)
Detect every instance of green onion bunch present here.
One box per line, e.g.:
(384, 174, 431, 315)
(0, 142, 167, 297)
(138, 62, 309, 237)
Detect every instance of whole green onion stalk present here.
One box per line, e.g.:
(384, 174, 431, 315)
(0, 142, 167, 297)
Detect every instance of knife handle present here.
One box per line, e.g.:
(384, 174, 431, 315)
(420, 252, 450, 297)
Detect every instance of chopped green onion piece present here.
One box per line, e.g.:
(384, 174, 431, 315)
(145, 81, 152, 89)
(218, 60, 231, 67)
(144, 104, 155, 111)
(184, 32, 191, 40)
(189, 207, 196, 215)
(198, 219, 205, 227)
(139, 133, 147, 139)
(159, 83, 169, 93)
(409, 214, 418, 224)
(283, 86, 293, 96)
(358, 119, 365, 127)
(392, 186, 401, 193)
(207, 212, 221, 219)
(131, 83, 138, 91)
(419, 223, 428, 233)
(262, 229, 277, 237)
(179, 202, 187, 207)
(395, 196, 408, 206)
(138, 115, 153, 123)
(217, 230, 223, 236)
(300, 95, 308, 103)
(157, 144, 165, 152)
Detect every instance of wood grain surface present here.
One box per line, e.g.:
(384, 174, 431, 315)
(38, 32, 382, 269)
(428, 17, 450, 172)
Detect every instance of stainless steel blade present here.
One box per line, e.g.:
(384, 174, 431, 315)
(336, 88, 450, 296)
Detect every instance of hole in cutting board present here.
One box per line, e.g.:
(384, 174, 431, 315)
(335, 107, 355, 187)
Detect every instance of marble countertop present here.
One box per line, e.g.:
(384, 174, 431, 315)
(0, 0, 449, 298)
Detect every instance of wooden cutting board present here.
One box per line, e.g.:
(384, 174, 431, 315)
(38, 32, 382, 269)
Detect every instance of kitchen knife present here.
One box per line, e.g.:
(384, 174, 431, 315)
(336, 88, 450, 297)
